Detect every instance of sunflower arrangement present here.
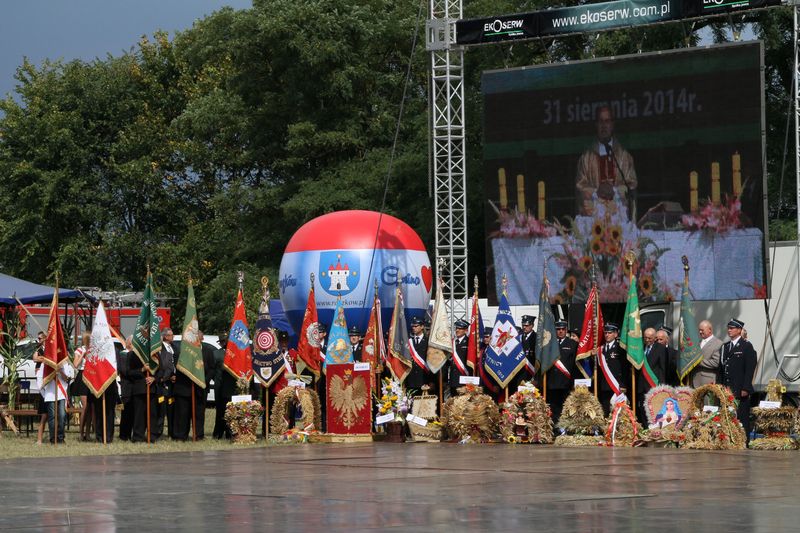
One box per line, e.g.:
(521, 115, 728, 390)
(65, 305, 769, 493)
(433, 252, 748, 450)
(499, 384, 553, 444)
(550, 215, 671, 304)
(682, 384, 746, 450)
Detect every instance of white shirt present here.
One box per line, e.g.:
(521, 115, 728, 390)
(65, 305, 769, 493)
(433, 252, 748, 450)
(700, 335, 716, 349)
(37, 363, 75, 402)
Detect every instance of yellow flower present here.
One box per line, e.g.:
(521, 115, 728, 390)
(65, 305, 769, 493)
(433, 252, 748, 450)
(592, 222, 603, 238)
(565, 276, 577, 296)
(639, 274, 654, 296)
(507, 435, 518, 444)
(609, 225, 622, 243)
(579, 256, 592, 271)
(590, 237, 605, 255)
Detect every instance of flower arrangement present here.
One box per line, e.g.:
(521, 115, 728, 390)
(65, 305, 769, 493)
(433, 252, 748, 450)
(441, 386, 500, 443)
(491, 208, 558, 239)
(376, 377, 412, 422)
(681, 196, 746, 233)
(550, 214, 672, 303)
(681, 384, 746, 450)
(499, 384, 553, 444)
(224, 400, 264, 444)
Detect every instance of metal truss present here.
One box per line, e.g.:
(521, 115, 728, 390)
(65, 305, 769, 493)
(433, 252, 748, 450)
(427, 0, 468, 321)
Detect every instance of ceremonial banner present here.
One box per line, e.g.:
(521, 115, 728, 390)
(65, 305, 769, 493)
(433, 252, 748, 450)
(325, 297, 353, 366)
(326, 363, 372, 434)
(467, 290, 481, 372)
(177, 281, 205, 388)
(223, 289, 253, 380)
(576, 285, 603, 379)
(536, 277, 560, 373)
(426, 277, 452, 374)
(361, 293, 385, 390)
(386, 286, 412, 383)
(484, 292, 526, 388)
(132, 271, 162, 373)
(622, 275, 658, 387)
(252, 282, 283, 387)
(83, 301, 118, 396)
(678, 265, 703, 381)
(41, 288, 68, 386)
(295, 284, 322, 377)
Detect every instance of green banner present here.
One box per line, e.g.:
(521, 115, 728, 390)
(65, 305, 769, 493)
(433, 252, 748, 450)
(177, 281, 205, 388)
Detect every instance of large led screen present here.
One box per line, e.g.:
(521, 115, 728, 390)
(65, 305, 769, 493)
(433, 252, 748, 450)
(483, 42, 767, 304)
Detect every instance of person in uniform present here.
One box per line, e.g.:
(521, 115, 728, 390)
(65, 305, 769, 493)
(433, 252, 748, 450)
(657, 326, 679, 386)
(718, 318, 757, 442)
(636, 328, 666, 425)
(161, 328, 178, 440)
(317, 324, 328, 357)
(546, 320, 577, 423)
(172, 331, 218, 441)
(690, 320, 722, 388)
(405, 316, 433, 393)
(213, 332, 234, 439)
(509, 315, 537, 394)
(447, 319, 469, 397)
(568, 328, 580, 343)
(598, 323, 628, 415)
(348, 326, 363, 362)
(128, 349, 170, 443)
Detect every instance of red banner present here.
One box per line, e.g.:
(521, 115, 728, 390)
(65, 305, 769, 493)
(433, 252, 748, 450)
(326, 363, 372, 434)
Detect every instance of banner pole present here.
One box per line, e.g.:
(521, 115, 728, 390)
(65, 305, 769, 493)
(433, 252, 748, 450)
(53, 372, 58, 446)
(593, 355, 598, 399)
(265, 389, 270, 437)
(262, 385, 268, 438)
(438, 372, 443, 415)
(191, 385, 197, 442)
(631, 367, 636, 419)
(543, 373, 547, 402)
(102, 394, 107, 445)
(146, 369, 151, 444)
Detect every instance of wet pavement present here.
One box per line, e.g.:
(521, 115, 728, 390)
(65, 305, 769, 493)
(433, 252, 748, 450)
(0, 444, 796, 532)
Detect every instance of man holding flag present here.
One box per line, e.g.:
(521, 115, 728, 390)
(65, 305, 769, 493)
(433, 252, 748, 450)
(546, 321, 576, 423)
(83, 301, 120, 443)
(598, 323, 627, 414)
(39, 287, 73, 444)
(484, 280, 527, 395)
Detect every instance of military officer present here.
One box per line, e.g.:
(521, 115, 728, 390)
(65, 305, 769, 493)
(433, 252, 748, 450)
(509, 315, 538, 395)
(598, 323, 628, 414)
(546, 320, 577, 423)
(718, 318, 757, 442)
(406, 316, 433, 392)
(447, 319, 470, 397)
(348, 326, 363, 361)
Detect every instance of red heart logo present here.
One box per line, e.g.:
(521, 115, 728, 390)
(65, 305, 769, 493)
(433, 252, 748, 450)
(421, 265, 433, 293)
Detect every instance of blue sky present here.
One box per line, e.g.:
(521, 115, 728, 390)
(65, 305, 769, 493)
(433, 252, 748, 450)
(0, 0, 252, 100)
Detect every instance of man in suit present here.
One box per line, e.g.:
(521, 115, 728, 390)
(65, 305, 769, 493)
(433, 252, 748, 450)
(160, 328, 178, 439)
(598, 323, 628, 415)
(657, 326, 679, 386)
(636, 327, 666, 425)
(718, 318, 757, 442)
(118, 336, 134, 441)
(509, 315, 538, 394)
(128, 346, 172, 443)
(348, 326, 363, 361)
(546, 320, 577, 423)
(172, 331, 218, 441)
(405, 316, 433, 393)
(447, 319, 469, 397)
(690, 320, 722, 388)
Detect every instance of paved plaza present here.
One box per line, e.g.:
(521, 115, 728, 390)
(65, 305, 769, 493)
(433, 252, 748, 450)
(0, 443, 796, 532)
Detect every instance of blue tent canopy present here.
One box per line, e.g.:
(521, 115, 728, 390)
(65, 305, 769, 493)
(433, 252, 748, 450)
(0, 273, 84, 305)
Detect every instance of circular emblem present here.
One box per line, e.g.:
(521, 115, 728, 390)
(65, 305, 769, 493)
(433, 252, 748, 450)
(305, 322, 321, 348)
(256, 329, 276, 352)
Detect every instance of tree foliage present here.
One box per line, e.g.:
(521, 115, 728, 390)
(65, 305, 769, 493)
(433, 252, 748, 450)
(0, 1, 794, 331)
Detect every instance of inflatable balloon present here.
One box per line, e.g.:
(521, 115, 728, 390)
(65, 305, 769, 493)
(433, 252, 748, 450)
(279, 210, 432, 336)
